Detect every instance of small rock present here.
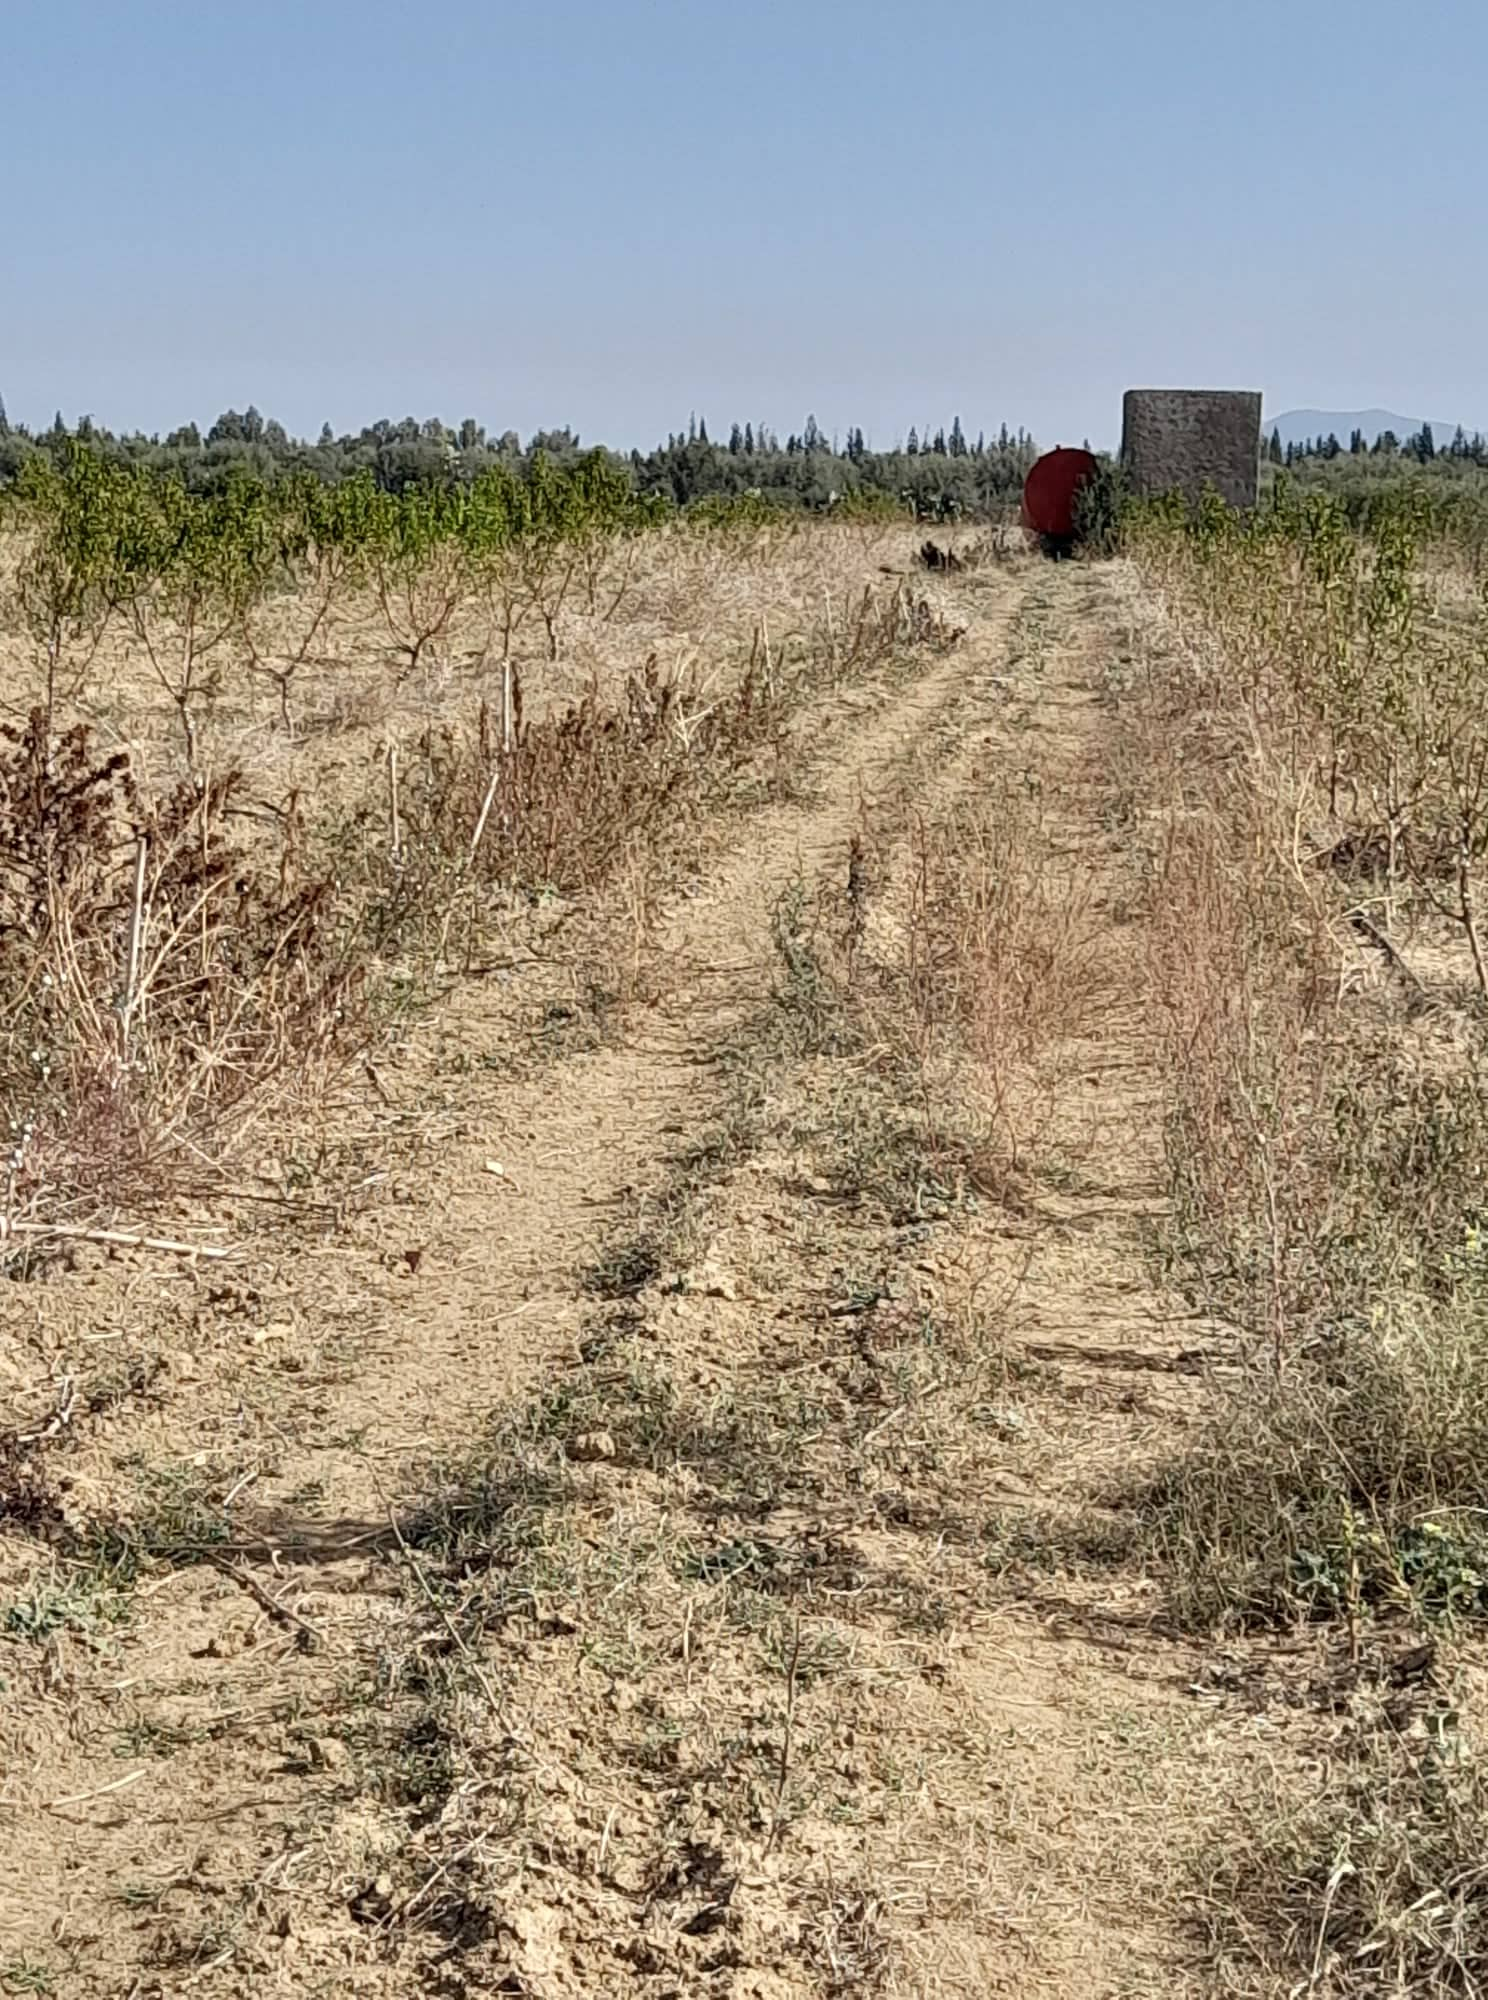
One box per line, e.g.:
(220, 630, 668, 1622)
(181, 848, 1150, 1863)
(201, 1620, 252, 1660)
(350, 1872, 396, 1922)
(567, 1429, 616, 1463)
(697, 1263, 739, 1301)
(307, 1736, 350, 1772)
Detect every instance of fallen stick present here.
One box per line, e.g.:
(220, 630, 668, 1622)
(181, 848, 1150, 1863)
(46, 1768, 147, 1812)
(122, 834, 149, 1059)
(204, 1552, 323, 1654)
(0, 1219, 236, 1261)
(6, 1374, 77, 1448)
(1347, 907, 1431, 1004)
(469, 764, 502, 862)
(391, 1827, 491, 1927)
(383, 1500, 517, 1736)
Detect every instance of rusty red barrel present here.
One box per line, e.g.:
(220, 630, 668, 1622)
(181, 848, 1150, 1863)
(1021, 447, 1099, 540)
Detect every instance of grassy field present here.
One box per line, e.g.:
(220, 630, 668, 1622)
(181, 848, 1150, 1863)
(2, 470, 1487, 1997)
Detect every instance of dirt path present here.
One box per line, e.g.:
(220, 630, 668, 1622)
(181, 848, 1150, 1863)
(2, 558, 1239, 1999)
(3, 569, 1032, 1989)
(245, 569, 1030, 1532)
(915, 562, 1213, 1995)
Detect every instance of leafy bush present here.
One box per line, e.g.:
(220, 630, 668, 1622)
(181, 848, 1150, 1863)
(1070, 456, 1128, 556)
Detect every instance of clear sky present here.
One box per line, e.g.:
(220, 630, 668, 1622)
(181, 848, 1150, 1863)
(5, 0, 1483, 450)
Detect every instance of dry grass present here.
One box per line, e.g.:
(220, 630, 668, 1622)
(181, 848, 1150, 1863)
(15, 533, 1410, 1996)
(1105, 522, 1488, 1994)
(334, 689, 1128, 1995)
(0, 516, 922, 813)
(1111, 557, 1488, 1633)
(760, 765, 1107, 1219)
(0, 708, 363, 1225)
(892, 792, 1105, 1184)
(0, 518, 944, 1243)
(1197, 1677, 1488, 1997)
(3, 519, 1062, 2000)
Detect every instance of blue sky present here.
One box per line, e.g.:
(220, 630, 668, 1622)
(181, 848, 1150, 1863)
(4, 0, 1483, 449)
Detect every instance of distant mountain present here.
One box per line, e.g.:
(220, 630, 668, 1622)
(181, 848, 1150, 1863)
(1265, 408, 1477, 448)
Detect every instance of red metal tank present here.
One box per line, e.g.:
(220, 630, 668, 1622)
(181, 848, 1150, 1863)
(1021, 447, 1099, 541)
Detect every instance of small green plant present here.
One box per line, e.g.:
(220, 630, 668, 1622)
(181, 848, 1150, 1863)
(3, 1568, 128, 1644)
(1070, 457, 1128, 557)
(1, 1959, 56, 1996)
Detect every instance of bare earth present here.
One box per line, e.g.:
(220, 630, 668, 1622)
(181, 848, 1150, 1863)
(2, 556, 1240, 1997)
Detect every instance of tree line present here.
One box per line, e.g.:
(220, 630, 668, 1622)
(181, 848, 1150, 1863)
(1267, 422, 1488, 468)
(0, 396, 1038, 520)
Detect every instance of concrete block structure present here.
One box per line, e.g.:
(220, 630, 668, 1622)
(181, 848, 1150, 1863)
(1120, 389, 1263, 510)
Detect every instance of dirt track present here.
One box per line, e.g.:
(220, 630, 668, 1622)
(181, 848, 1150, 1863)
(2, 559, 1225, 1997)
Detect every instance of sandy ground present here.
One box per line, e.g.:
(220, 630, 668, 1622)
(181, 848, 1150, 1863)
(1, 551, 1261, 1997)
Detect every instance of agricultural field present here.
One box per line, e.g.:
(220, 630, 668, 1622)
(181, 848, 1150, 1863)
(2, 453, 1488, 1999)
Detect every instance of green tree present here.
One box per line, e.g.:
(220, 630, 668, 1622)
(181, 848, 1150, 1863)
(12, 443, 134, 725)
(120, 467, 276, 774)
